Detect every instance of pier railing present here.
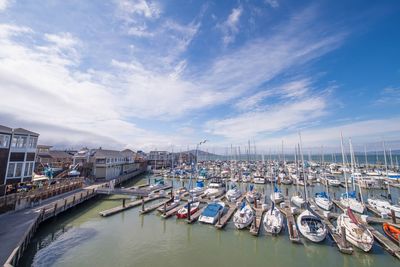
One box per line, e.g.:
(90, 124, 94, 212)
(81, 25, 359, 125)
(3, 188, 97, 267)
(0, 179, 84, 214)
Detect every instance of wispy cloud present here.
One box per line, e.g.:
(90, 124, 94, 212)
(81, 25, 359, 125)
(218, 6, 243, 45)
(376, 86, 400, 105)
(265, 0, 279, 8)
(0, 0, 11, 11)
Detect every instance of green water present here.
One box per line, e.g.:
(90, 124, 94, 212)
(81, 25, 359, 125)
(19, 175, 400, 267)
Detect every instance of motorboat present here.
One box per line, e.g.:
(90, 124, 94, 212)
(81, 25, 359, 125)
(383, 223, 400, 244)
(337, 208, 374, 252)
(314, 192, 333, 211)
(176, 201, 200, 219)
(263, 203, 283, 234)
(204, 181, 225, 198)
(297, 209, 327, 243)
(198, 201, 226, 224)
(233, 202, 254, 229)
(325, 175, 341, 187)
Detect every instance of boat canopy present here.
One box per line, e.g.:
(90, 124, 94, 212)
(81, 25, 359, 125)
(202, 203, 223, 217)
(196, 181, 204, 188)
(315, 192, 329, 199)
(341, 191, 356, 199)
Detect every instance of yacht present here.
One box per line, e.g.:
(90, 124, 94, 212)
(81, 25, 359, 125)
(297, 210, 327, 243)
(367, 198, 400, 218)
(233, 202, 254, 229)
(340, 191, 365, 214)
(199, 201, 226, 224)
(263, 203, 283, 234)
(314, 192, 333, 210)
(226, 187, 242, 202)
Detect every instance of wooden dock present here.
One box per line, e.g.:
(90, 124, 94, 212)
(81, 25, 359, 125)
(99, 195, 164, 217)
(139, 198, 173, 215)
(309, 201, 353, 254)
(187, 205, 207, 224)
(279, 200, 301, 243)
(366, 224, 400, 259)
(215, 196, 245, 229)
(161, 203, 186, 218)
(249, 207, 264, 236)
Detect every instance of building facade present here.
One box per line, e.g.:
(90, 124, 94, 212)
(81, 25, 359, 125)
(0, 125, 39, 195)
(73, 148, 141, 180)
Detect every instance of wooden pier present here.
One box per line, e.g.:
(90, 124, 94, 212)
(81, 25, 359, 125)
(161, 203, 186, 218)
(249, 207, 264, 236)
(99, 195, 165, 217)
(365, 224, 400, 259)
(96, 184, 172, 197)
(187, 205, 207, 224)
(279, 202, 301, 243)
(139, 197, 173, 215)
(309, 201, 353, 254)
(215, 200, 242, 229)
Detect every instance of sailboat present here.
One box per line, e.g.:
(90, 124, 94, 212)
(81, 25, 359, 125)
(270, 184, 284, 204)
(189, 180, 205, 196)
(337, 208, 374, 252)
(314, 192, 333, 210)
(291, 144, 305, 208)
(176, 201, 200, 219)
(263, 202, 284, 234)
(339, 135, 365, 214)
(296, 132, 327, 243)
(233, 202, 255, 229)
(246, 184, 261, 203)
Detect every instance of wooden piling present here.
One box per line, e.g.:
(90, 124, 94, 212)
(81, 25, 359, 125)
(187, 201, 191, 221)
(122, 199, 126, 208)
(391, 210, 397, 224)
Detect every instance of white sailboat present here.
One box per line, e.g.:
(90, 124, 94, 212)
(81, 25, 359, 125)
(233, 202, 255, 229)
(226, 186, 242, 202)
(337, 208, 374, 252)
(263, 202, 283, 234)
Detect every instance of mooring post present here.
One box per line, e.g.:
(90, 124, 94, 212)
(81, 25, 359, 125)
(218, 210, 222, 225)
(286, 187, 289, 197)
(53, 203, 58, 217)
(163, 202, 167, 215)
(64, 199, 67, 210)
(341, 226, 347, 247)
(122, 198, 126, 208)
(141, 198, 145, 211)
(254, 199, 257, 209)
(288, 221, 293, 237)
(187, 201, 191, 221)
(391, 209, 396, 224)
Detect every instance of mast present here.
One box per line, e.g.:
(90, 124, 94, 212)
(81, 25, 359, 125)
(383, 140, 391, 199)
(349, 138, 356, 191)
(340, 133, 349, 199)
(298, 132, 308, 201)
(364, 145, 368, 169)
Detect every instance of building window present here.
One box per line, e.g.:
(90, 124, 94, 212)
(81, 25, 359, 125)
(24, 162, 29, 176)
(11, 136, 18, 147)
(0, 134, 10, 148)
(28, 137, 38, 148)
(7, 163, 15, 178)
(15, 162, 23, 177)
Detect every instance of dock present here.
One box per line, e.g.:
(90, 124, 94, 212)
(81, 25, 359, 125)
(187, 205, 207, 224)
(249, 207, 264, 236)
(309, 201, 353, 254)
(96, 184, 172, 197)
(139, 197, 173, 215)
(215, 202, 240, 229)
(280, 203, 301, 243)
(365, 224, 400, 259)
(161, 203, 186, 218)
(99, 195, 165, 217)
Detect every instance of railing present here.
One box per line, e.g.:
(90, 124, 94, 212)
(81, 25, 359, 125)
(0, 179, 84, 214)
(3, 188, 97, 267)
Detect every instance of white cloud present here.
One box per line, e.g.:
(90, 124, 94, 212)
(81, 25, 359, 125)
(0, 0, 11, 11)
(219, 6, 243, 45)
(265, 0, 279, 8)
(376, 86, 400, 105)
(206, 96, 327, 140)
(116, 0, 160, 21)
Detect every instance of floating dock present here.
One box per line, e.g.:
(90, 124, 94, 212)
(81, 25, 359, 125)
(161, 203, 186, 218)
(215, 197, 245, 229)
(99, 195, 165, 217)
(249, 207, 265, 236)
(365, 224, 400, 259)
(139, 197, 173, 215)
(187, 205, 207, 224)
(279, 201, 301, 243)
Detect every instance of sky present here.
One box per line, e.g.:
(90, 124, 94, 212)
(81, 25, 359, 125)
(0, 0, 400, 153)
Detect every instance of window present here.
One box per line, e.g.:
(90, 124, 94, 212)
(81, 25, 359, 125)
(29, 162, 34, 176)
(30, 137, 38, 148)
(7, 163, 15, 178)
(24, 162, 29, 176)
(11, 136, 18, 147)
(15, 163, 23, 177)
(0, 134, 10, 148)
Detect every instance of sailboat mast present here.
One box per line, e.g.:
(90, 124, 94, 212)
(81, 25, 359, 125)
(340, 133, 349, 198)
(383, 140, 391, 198)
(298, 132, 308, 200)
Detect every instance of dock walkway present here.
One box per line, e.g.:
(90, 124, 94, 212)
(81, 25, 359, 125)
(279, 200, 301, 243)
(99, 195, 165, 217)
(139, 198, 173, 215)
(215, 197, 244, 229)
(249, 207, 264, 236)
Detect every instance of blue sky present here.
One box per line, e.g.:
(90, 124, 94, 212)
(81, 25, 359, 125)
(0, 0, 399, 152)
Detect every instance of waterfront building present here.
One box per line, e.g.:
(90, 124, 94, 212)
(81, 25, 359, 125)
(72, 148, 141, 180)
(0, 125, 39, 195)
(36, 145, 75, 169)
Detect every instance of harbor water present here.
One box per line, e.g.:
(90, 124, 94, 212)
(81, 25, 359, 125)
(19, 174, 400, 267)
